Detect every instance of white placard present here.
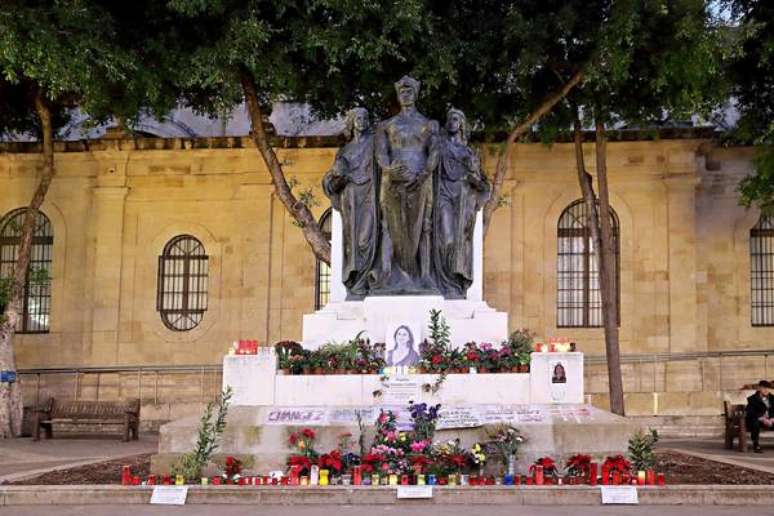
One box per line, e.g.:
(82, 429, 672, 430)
(600, 486, 639, 505)
(436, 406, 482, 429)
(397, 486, 433, 499)
(150, 486, 188, 505)
(382, 377, 421, 405)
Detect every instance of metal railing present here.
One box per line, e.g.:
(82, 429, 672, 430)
(18, 363, 222, 406)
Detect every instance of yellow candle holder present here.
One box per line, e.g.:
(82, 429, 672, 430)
(175, 474, 185, 486)
(319, 469, 330, 486)
(388, 474, 398, 486)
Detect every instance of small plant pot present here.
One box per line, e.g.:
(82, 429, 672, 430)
(517, 365, 528, 373)
(279, 368, 289, 375)
(511, 366, 521, 373)
(302, 367, 312, 375)
(314, 367, 325, 375)
(479, 367, 489, 374)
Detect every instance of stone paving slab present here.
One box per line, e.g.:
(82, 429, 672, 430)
(0, 435, 158, 482)
(2, 485, 774, 506)
(659, 438, 774, 474)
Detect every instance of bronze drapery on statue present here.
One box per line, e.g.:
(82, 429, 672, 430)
(322, 108, 378, 299)
(433, 108, 491, 298)
(370, 75, 439, 295)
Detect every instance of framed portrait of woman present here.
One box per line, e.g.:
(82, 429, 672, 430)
(384, 323, 421, 367)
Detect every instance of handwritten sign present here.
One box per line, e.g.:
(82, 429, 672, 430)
(264, 407, 328, 425)
(397, 486, 433, 499)
(150, 486, 188, 505)
(436, 407, 482, 429)
(382, 377, 421, 405)
(600, 486, 638, 505)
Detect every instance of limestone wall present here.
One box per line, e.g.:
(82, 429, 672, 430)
(2, 134, 772, 422)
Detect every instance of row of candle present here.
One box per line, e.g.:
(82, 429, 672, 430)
(122, 465, 666, 487)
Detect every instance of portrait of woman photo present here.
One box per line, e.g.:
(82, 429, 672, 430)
(552, 363, 567, 384)
(386, 325, 420, 367)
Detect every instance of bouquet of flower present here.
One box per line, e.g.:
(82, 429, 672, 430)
(565, 454, 592, 477)
(319, 449, 343, 473)
(485, 425, 524, 470)
(429, 439, 467, 476)
(223, 456, 243, 479)
(287, 428, 318, 474)
(602, 454, 631, 474)
(408, 402, 441, 441)
(530, 456, 557, 477)
(468, 442, 487, 469)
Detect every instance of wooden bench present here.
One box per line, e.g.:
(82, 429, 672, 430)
(724, 401, 747, 452)
(33, 398, 140, 442)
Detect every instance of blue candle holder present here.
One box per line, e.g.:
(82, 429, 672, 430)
(427, 474, 437, 485)
(504, 474, 514, 485)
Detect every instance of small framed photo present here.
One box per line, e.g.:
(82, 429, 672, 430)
(384, 323, 421, 367)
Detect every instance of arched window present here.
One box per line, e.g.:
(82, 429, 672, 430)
(315, 209, 333, 309)
(0, 208, 53, 333)
(751, 214, 774, 326)
(557, 199, 620, 328)
(157, 235, 208, 331)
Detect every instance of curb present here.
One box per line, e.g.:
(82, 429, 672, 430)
(2, 485, 774, 506)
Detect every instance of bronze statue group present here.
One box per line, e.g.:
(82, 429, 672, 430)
(323, 76, 490, 301)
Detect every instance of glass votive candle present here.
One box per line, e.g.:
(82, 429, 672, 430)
(657, 473, 665, 486)
(417, 474, 426, 485)
(201, 477, 209, 486)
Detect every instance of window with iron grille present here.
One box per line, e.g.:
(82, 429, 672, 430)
(0, 208, 53, 333)
(557, 199, 620, 328)
(315, 209, 332, 310)
(157, 235, 209, 331)
(751, 214, 774, 326)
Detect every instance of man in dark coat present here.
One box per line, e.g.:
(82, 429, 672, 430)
(746, 380, 774, 453)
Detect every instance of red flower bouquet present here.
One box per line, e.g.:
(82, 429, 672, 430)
(565, 454, 592, 477)
(602, 455, 631, 474)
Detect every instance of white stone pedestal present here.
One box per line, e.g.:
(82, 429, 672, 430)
(222, 349, 276, 406)
(302, 296, 508, 348)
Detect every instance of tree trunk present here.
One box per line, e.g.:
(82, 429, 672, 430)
(240, 71, 331, 264)
(594, 117, 625, 416)
(0, 91, 56, 438)
(483, 69, 584, 235)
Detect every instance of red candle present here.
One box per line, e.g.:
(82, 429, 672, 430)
(147, 475, 156, 485)
(401, 474, 409, 486)
(646, 470, 656, 485)
(353, 466, 362, 486)
(601, 465, 609, 485)
(526, 477, 534, 485)
(657, 473, 665, 486)
(486, 476, 495, 485)
(121, 465, 131, 486)
(514, 474, 521, 485)
(132, 475, 141, 486)
(272, 477, 278, 485)
(534, 465, 544, 485)
(212, 476, 222, 485)
(263, 476, 270, 485)
(612, 471, 621, 485)
(589, 463, 598, 486)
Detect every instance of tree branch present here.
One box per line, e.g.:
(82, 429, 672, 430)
(483, 68, 585, 234)
(240, 70, 331, 264)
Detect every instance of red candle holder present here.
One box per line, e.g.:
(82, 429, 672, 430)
(485, 476, 495, 485)
(526, 477, 534, 485)
(646, 470, 656, 485)
(272, 477, 278, 486)
(353, 466, 362, 486)
(612, 471, 621, 485)
(589, 463, 598, 486)
(132, 475, 141, 486)
(147, 475, 156, 486)
(400, 474, 409, 486)
(121, 465, 131, 486)
(657, 473, 665, 486)
(534, 465, 544, 485)
(263, 476, 270, 485)
(211, 476, 222, 486)
(514, 474, 522, 485)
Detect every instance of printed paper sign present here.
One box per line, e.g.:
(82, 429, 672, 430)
(150, 486, 188, 505)
(382, 377, 421, 405)
(600, 486, 639, 505)
(436, 406, 482, 429)
(397, 486, 433, 499)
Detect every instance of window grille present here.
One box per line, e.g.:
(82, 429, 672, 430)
(0, 208, 53, 333)
(751, 214, 774, 326)
(557, 199, 620, 328)
(157, 235, 208, 331)
(315, 209, 332, 309)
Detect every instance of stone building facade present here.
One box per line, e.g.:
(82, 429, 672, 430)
(0, 132, 771, 431)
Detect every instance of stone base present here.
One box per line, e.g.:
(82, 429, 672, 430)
(154, 404, 635, 475)
(302, 296, 508, 349)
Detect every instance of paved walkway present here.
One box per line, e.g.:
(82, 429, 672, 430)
(0, 435, 158, 482)
(659, 437, 774, 474)
(1, 505, 771, 516)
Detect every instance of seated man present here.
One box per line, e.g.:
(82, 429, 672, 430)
(746, 380, 774, 453)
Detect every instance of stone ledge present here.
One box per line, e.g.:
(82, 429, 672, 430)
(3, 485, 774, 506)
